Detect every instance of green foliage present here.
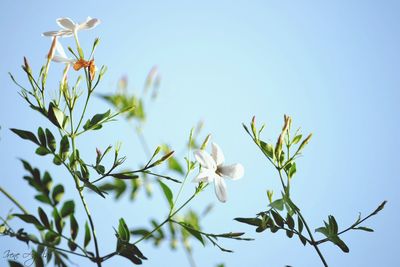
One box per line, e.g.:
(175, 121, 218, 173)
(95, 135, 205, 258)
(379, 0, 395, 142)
(238, 116, 386, 266)
(158, 180, 174, 209)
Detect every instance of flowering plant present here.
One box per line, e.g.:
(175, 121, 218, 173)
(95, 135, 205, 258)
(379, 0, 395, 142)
(0, 17, 386, 267)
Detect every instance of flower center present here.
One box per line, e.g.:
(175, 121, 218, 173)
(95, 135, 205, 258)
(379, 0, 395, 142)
(215, 166, 223, 177)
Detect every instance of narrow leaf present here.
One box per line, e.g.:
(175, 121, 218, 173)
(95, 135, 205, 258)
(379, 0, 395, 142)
(60, 200, 75, 218)
(10, 128, 40, 145)
(158, 180, 173, 209)
(84, 221, 91, 248)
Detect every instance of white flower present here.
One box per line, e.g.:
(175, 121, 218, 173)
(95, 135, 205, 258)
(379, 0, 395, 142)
(193, 143, 244, 203)
(51, 41, 75, 64)
(42, 17, 100, 37)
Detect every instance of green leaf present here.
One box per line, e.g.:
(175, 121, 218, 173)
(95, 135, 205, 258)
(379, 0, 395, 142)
(37, 127, 46, 147)
(117, 241, 147, 264)
(158, 180, 173, 209)
(288, 163, 297, 179)
(83, 181, 107, 198)
(168, 157, 184, 174)
(234, 217, 262, 227)
(38, 207, 50, 228)
(315, 226, 329, 237)
(118, 218, 130, 242)
(260, 141, 274, 159)
(52, 184, 64, 205)
(330, 235, 350, 253)
(70, 215, 79, 240)
(372, 200, 387, 215)
(111, 173, 139, 180)
(10, 128, 40, 145)
(68, 240, 77, 251)
(298, 215, 304, 233)
(48, 102, 66, 129)
(52, 208, 64, 233)
(354, 226, 374, 232)
(84, 221, 91, 248)
(45, 129, 56, 152)
(60, 200, 75, 217)
(45, 231, 59, 243)
(286, 229, 294, 238)
(83, 109, 111, 130)
(8, 261, 24, 267)
(292, 134, 302, 145)
(180, 223, 204, 246)
(35, 194, 52, 205)
(59, 135, 70, 160)
(13, 214, 43, 229)
(271, 211, 284, 227)
(299, 235, 307, 246)
(270, 199, 284, 211)
(35, 146, 50, 156)
(328, 215, 338, 234)
(53, 155, 62, 165)
(286, 213, 295, 229)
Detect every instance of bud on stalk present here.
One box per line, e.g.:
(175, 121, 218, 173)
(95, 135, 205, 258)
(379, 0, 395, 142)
(275, 115, 292, 161)
(42, 37, 58, 89)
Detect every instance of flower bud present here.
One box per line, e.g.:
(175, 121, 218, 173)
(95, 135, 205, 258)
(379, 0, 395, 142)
(298, 133, 313, 153)
(267, 190, 274, 203)
(200, 134, 211, 150)
(23, 57, 31, 72)
(251, 116, 257, 139)
(275, 115, 291, 160)
(47, 37, 58, 60)
(96, 148, 102, 164)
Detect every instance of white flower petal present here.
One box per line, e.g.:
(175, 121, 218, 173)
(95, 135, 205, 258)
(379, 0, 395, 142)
(214, 176, 227, 203)
(218, 163, 244, 180)
(51, 55, 75, 63)
(192, 169, 215, 183)
(211, 142, 225, 166)
(79, 17, 100, 30)
(56, 42, 67, 58)
(56, 18, 76, 30)
(193, 150, 216, 170)
(42, 30, 73, 37)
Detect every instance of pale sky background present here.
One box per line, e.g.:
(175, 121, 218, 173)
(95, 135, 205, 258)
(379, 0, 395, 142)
(0, 1, 399, 266)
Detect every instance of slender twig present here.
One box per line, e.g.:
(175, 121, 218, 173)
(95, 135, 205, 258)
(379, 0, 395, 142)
(74, 92, 91, 134)
(277, 169, 328, 267)
(69, 105, 102, 267)
(0, 186, 29, 215)
(133, 192, 198, 245)
(2, 228, 88, 258)
(315, 211, 378, 246)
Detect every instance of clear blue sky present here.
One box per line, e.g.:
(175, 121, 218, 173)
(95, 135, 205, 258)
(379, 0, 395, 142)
(1, 1, 399, 266)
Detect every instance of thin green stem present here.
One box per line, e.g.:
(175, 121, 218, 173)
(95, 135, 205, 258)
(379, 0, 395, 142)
(0, 186, 29, 215)
(133, 192, 197, 245)
(170, 171, 190, 216)
(277, 169, 328, 267)
(69, 106, 102, 267)
(74, 93, 91, 134)
(3, 228, 88, 258)
(170, 129, 194, 215)
(315, 210, 377, 246)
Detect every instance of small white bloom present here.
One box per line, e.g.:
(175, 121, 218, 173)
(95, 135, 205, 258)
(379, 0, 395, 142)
(42, 17, 101, 37)
(193, 142, 244, 203)
(51, 41, 75, 64)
